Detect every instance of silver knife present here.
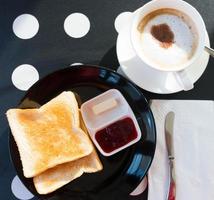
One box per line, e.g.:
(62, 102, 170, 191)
(165, 111, 176, 200)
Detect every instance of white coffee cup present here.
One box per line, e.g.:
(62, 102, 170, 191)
(130, 0, 206, 91)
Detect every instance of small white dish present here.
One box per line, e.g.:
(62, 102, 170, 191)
(80, 89, 141, 156)
(116, 13, 210, 94)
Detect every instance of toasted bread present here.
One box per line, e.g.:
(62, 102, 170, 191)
(7, 92, 93, 178)
(33, 111, 103, 194)
(33, 146, 103, 194)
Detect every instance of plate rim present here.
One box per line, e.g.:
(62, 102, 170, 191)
(8, 64, 156, 198)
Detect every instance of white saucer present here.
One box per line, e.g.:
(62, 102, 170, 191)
(116, 15, 210, 94)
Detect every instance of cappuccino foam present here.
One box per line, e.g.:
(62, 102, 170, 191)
(138, 9, 198, 69)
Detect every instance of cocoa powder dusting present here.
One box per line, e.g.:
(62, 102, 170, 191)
(151, 23, 174, 48)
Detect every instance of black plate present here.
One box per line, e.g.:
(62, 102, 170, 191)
(9, 65, 156, 200)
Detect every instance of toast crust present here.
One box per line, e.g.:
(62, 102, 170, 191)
(33, 110, 103, 194)
(7, 92, 93, 178)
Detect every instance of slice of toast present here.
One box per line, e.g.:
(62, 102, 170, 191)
(7, 92, 93, 178)
(33, 111, 103, 194)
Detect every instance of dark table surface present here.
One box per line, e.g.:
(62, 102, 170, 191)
(0, 0, 213, 199)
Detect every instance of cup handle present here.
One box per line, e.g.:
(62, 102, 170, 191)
(173, 70, 194, 91)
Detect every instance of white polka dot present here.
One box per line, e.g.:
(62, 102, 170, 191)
(114, 12, 133, 33)
(13, 14, 39, 39)
(130, 176, 148, 196)
(11, 176, 34, 200)
(64, 13, 90, 38)
(70, 62, 83, 66)
(12, 64, 39, 91)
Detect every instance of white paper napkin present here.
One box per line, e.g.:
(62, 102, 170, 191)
(148, 100, 214, 200)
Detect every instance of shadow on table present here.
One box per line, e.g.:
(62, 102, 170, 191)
(99, 46, 119, 71)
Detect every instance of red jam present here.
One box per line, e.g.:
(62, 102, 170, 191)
(95, 117, 138, 153)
